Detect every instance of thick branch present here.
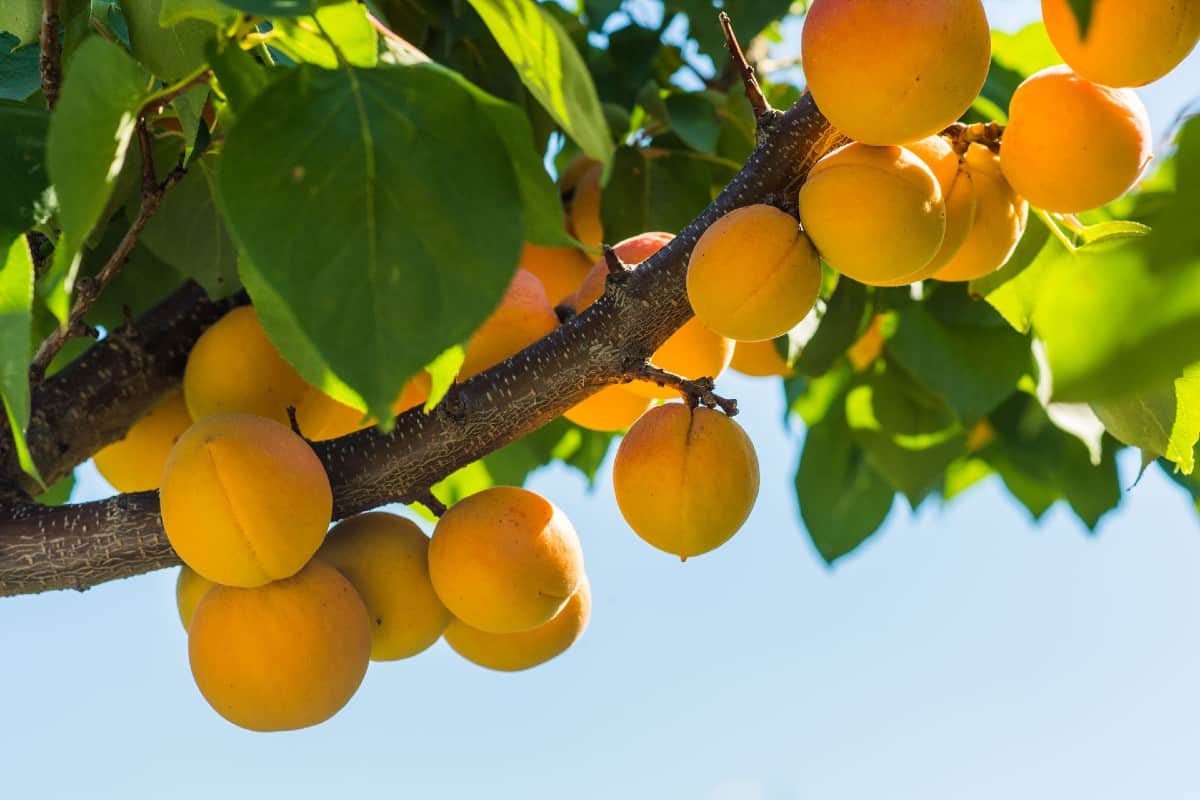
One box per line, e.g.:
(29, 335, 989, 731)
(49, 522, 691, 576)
(0, 95, 843, 597)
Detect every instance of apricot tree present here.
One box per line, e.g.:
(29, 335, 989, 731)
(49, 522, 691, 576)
(0, 0, 1198, 726)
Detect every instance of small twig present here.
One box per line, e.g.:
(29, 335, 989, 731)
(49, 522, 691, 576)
(29, 120, 188, 384)
(413, 491, 447, 518)
(719, 12, 771, 120)
(39, 0, 62, 110)
(941, 121, 1005, 155)
(625, 363, 739, 416)
(602, 244, 629, 276)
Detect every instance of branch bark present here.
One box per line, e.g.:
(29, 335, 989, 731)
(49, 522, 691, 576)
(0, 95, 844, 598)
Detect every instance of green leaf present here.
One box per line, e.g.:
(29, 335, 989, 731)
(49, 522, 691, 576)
(846, 361, 967, 506)
(1074, 219, 1151, 247)
(0, 235, 42, 487)
(795, 388, 895, 564)
(970, 213, 1061, 333)
(160, 0, 238, 27)
(46, 38, 150, 290)
(0, 33, 42, 101)
(35, 470, 75, 505)
(220, 0, 319, 16)
(270, 2, 378, 69)
(786, 361, 853, 428)
(0, 0, 40, 48)
(124, 0, 215, 81)
(0, 103, 49, 239)
(599, 144, 712, 242)
(1091, 364, 1200, 474)
(205, 37, 273, 120)
(217, 64, 524, 420)
(466, 0, 612, 165)
(665, 93, 720, 154)
(423, 346, 464, 412)
(793, 278, 870, 377)
(887, 292, 1030, 424)
(137, 155, 239, 297)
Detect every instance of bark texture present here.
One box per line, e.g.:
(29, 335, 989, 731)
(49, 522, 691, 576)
(0, 96, 843, 597)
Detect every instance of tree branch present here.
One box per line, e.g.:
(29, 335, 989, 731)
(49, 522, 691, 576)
(38, 0, 62, 110)
(624, 364, 738, 416)
(0, 94, 844, 598)
(719, 11, 771, 120)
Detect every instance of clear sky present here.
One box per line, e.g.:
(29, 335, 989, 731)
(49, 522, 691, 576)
(2, 3, 1199, 799)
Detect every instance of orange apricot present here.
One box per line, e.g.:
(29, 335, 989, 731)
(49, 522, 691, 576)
(847, 315, 886, 371)
(686, 204, 822, 341)
(313, 371, 432, 441)
(566, 162, 603, 252)
(564, 385, 652, 432)
(1042, 0, 1200, 88)
(935, 144, 1029, 282)
(627, 318, 735, 400)
(519, 243, 592, 305)
(799, 143, 947, 285)
(612, 404, 759, 558)
(1000, 66, 1152, 213)
(188, 558, 370, 732)
(175, 565, 214, 631)
(874, 135, 978, 285)
(444, 578, 591, 672)
(183, 306, 336, 431)
(428, 486, 585, 634)
(730, 340, 794, 378)
(801, 0, 991, 144)
(160, 412, 332, 588)
(318, 512, 451, 661)
(459, 269, 559, 380)
(93, 390, 192, 493)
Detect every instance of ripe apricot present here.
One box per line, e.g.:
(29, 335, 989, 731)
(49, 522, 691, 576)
(1042, 0, 1200, 88)
(183, 306, 336, 431)
(175, 565, 214, 631)
(160, 412, 332, 588)
(935, 145, 1029, 282)
(519, 243, 592, 305)
(875, 135, 978, 285)
(459, 269, 559, 380)
(686, 205, 822, 341)
(612, 404, 759, 559)
(318, 512, 451, 661)
(188, 558, 370, 732)
(566, 162, 603, 252)
(567, 231, 674, 311)
(1000, 66, 1152, 213)
(799, 143, 947, 285)
(445, 578, 591, 672)
(627, 318, 735, 400)
(801, 0, 991, 144)
(313, 371, 431, 441)
(93, 390, 192, 493)
(564, 385, 651, 432)
(428, 486, 585, 634)
(730, 340, 794, 378)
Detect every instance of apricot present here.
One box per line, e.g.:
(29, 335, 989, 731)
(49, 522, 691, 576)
(445, 578, 591, 672)
(568, 231, 674, 311)
(686, 205, 822, 342)
(459, 269, 559, 380)
(799, 143, 947, 285)
(175, 565, 214, 631)
(1000, 66, 1152, 213)
(566, 162, 603, 252)
(519, 243, 592, 305)
(318, 512, 451, 661)
(93, 390, 192, 493)
(730, 340, 794, 378)
(313, 371, 431, 441)
(875, 135, 978, 285)
(160, 412, 332, 588)
(935, 145, 1029, 282)
(847, 315, 885, 371)
(188, 558, 371, 732)
(564, 385, 651, 432)
(428, 486, 585, 634)
(627, 318, 735, 400)
(184, 305, 336, 432)
(612, 404, 759, 559)
(1042, 0, 1200, 88)
(801, 0, 991, 144)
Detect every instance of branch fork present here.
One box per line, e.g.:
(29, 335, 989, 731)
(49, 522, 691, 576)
(625, 363, 739, 416)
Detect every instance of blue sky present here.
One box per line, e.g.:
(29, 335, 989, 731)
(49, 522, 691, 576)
(2, 3, 1199, 799)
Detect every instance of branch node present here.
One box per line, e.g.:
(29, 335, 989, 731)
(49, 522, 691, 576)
(414, 491, 447, 518)
(441, 386, 468, 421)
(602, 244, 628, 276)
(626, 363, 739, 416)
(941, 121, 1005, 156)
(554, 303, 577, 324)
(719, 11, 772, 121)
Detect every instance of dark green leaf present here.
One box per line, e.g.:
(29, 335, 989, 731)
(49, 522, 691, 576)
(0, 103, 49, 239)
(124, 0, 214, 81)
(600, 145, 712, 242)
(665, 93, 720, 154)
(217, 64, 524, 420)
(35, 471, 75, 505)
(205, 37, 273, 120)
(219, 0, 319, 16)
(0, 34, 41, 101)
(0, 0, 40, 48)
(793, 278, 869, 377)
(1091, 364, 1200, 474)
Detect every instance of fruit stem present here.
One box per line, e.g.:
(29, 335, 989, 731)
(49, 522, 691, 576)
(626, 364, 739, 416)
